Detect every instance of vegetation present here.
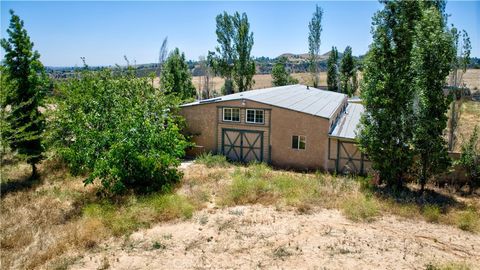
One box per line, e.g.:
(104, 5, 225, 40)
(210, 11, 255, 94)
(160, 48, 196, 100)
(308, 4, 323, 87)
(271, 56, 298, 86)
(0, 10, 48, 177)
(49, 69, 189, 195)
(339, 46, 358, 96)
(195, 152, 231, 168)
(326, 46, 339, 91)
(455, 126, 479, 193)
(412, 6, 455, 192)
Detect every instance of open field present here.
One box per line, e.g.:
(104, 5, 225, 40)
(1, 155, 479, 269)
(455, 100, 480, 152)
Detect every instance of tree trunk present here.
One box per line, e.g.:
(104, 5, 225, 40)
(31, 163, 37, 178)
(420, 157, 427, 193)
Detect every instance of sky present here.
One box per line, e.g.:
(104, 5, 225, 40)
(1, 1, 479, 67)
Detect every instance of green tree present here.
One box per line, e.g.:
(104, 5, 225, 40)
(455, 126, 479, 194)
(160, 48, 196, 100)
(358, 1, 422, 189)
(232, 12, 255, 92)
(327, 47, 339, 91)
(271, 57, 298, 86)
(211, 12, 255, 94)
(308, 4, 323, 88)
(411, 6, 455, 192)
(340, 46, 358, 97)
(49, 69, 189, 195)
(1, 10, 48, 177)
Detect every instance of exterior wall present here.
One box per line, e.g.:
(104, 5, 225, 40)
(180, 99, 333, 170)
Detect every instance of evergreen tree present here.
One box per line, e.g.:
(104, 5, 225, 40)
(1, 10, 47, 177)
(326, 47, 339, 91)
(160, 48, 196, 100)
(271, 57, 298, 87)
(358, 1, 422, 188)
(308, 4, 323, 88)
(411, 6, 455, 192)
(340, 46, 358, 96)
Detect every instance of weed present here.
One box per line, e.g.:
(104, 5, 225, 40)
(423, 205, 442, 223)
(425, 262, 471, 270)
(152, 241, 166, 250)
(455, 209, 479, 232)
(341, 194, 379, 222)
(195, 153, 230, 168)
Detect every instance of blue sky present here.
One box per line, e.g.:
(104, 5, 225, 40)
(1, 1, 478, 67)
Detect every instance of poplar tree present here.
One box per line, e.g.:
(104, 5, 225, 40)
(326, 46, 339, 91)
(1, 10, 47, 177)
(308, 4, 323, 88)
(412, 5, 455, 192)
(340, 46, 357, 97)
(160, 48, 196, 100)
(358, 1, 422, 188)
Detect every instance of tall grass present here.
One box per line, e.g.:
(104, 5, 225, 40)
(195, 152, 230, 168)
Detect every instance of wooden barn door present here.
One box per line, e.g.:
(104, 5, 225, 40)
(336, 140, 365, 174)
(222, 129, 263, 162)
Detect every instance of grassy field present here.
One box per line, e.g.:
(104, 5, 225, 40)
(1, 153, 479, 269)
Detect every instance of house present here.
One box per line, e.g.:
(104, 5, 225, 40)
(180, 84, 371, 174)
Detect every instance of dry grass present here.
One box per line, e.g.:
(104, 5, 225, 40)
(462, 69, 480, 91)
(2, 156, 479, 269)
(455, 100, 480, 151)
(0, 156, 203, 269)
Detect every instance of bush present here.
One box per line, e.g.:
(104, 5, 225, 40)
(195, 152, 230, 168)
(341, 194, 379, 222)
(423, 205, 441, 223)
(48, 69, 189, 195)
(455, 209, 479, 232)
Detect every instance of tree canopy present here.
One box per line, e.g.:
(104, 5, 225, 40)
(326, 46, 339, 91)
(308, 4, 323, 88)
(339, 46, 358, 97)
(271, 57, 298, 87)
(160, 48, 196, 100)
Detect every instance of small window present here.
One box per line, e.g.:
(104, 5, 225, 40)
(246, 109, 264, 124)
(223, 108, 240, 122)
(292, 135, 306, 150)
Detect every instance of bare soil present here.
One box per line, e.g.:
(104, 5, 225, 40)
(70, 205, 479, 270)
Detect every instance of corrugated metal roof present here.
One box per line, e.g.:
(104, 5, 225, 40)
(329, 103, 364, 140)
(182, 84, 347, 119)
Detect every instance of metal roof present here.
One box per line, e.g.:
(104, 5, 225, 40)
(329, 103, 364, 140)
(182, 84, 347, 119)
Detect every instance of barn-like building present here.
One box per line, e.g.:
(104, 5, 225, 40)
(180, 84, 370, 174)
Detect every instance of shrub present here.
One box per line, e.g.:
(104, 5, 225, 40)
(423, 205, 441, 223)
(195, 152, 230, 168)
(48, 69, 189, 195)
(455, 209, 479, 232)
(341, 194, 379, 222)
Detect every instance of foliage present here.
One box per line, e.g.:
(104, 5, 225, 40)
(195, 152, 230, 168)
(271, 57, 298, 87)
(326, 46, 339, 91)
(359, 1, 422, 188)
(49, 69, 189, 195)
(411, 6, 455, 192)
(455, 208, 479, 232)
(211, 11, 255, 94)
(308, 4, 323, 88)
(341, 194, 379, 222)
(0, 10, 48, 176)
(160, 48, 196, 100)
(423, 205, 441, 223)
(455, 126, 479, 193)
(339, 46, 358, 96)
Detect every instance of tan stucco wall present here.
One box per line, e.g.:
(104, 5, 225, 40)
(181, 99, 337, 170)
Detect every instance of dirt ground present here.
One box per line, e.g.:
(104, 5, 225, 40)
(71, 205, 479, 270)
